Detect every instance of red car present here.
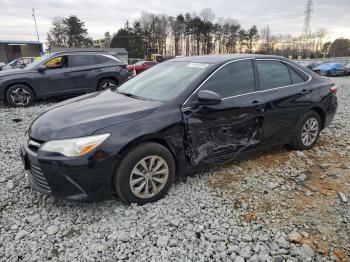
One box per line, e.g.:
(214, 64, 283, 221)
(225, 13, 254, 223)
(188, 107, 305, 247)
(126, 61, 158, 76)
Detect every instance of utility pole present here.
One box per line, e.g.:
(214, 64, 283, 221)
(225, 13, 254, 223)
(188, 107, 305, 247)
(32, 8, 40, 41)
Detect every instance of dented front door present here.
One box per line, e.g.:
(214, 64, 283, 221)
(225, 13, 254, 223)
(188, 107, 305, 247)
(181, 94, 264, 165)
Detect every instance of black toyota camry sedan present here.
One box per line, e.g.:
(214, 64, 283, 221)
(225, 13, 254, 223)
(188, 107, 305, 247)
(21, 54, 337, 204)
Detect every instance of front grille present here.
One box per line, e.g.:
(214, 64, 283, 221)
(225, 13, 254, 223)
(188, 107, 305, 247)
(28, 160, 51, 194)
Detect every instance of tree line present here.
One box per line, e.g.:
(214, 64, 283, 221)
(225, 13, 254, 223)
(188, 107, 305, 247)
(46, 11, 350, 59)
(110, 9, 259, 58)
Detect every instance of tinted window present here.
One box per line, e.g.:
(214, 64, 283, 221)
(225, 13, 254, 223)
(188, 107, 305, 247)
(200, 60, 255, 98)
(134, 61, 146, 66)
(289, 67, 305, 84)
(94, 55, 112, 64)
(69, 55, 95, 67)
(257, 60, 291, 90)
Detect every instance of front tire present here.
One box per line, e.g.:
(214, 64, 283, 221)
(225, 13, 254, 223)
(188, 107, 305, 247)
(97, 79, 118, 91)
(289, 111, 321, 150)
(5, 84, 34, 107)
(113, 142, 175, 204)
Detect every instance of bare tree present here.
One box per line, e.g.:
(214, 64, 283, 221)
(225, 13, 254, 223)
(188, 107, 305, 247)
(259, 25, 276, 54)
(314, 28, 328, 52)
(200, 8, 215, 22)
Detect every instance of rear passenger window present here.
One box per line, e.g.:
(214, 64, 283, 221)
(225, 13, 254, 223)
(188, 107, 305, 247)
(257, 60, 291, 90)
(289, 68, 305, 84)
(200, 60, 255, 98)
(69, 55, 95, 67)
(94, 55, 112, 64)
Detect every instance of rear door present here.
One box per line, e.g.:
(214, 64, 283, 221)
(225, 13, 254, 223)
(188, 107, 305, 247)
(255, 59, 312, 144)
(181, 59, 264, 165)
(68, 54, 101, 93)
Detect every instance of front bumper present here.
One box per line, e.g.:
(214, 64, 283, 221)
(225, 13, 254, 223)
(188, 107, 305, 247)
(20, 138, 117, 201)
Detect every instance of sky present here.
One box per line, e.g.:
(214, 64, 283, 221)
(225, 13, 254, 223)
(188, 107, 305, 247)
(0, 0, 349, 43)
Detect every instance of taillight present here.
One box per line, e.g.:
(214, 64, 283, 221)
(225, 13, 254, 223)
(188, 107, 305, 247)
(329, 85, 337, 94)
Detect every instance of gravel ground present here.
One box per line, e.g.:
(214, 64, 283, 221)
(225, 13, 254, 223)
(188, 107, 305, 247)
(0, 77, 349, 262)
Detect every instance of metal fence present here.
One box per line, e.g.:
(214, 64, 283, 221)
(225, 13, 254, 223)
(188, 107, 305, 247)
(295, 56, 350, 65)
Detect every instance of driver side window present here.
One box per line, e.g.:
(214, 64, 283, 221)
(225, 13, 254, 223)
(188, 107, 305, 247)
(200, 60, 255, 98)
(45, 56, 68, 70)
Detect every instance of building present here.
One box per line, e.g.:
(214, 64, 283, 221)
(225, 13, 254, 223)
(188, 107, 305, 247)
(50, 47, 129, 63)
(0, 40, 43, 63)
(93, 39, 108, 48)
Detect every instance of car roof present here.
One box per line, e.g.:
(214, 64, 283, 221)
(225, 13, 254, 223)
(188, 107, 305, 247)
(171, 54, 288, 64)
(49, 51, 111, 56)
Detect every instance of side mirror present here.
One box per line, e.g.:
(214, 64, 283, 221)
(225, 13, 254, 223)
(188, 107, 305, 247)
(37, 65, 46, 73)
(197, 90, 222, 105)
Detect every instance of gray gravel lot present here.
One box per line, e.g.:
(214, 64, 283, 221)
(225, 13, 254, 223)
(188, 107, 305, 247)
(0, 77, 349, 261)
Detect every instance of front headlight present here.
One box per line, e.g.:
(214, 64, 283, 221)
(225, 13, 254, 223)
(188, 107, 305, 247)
(40, 134, 110, 157)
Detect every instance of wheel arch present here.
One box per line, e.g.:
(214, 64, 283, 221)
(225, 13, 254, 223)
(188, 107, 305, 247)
(113, 135, 180, 181)
(97, 76, 119, 90)
(4, 82, 36, 101)
(310, 107, 326, 130)
(119, 136, 178, 165)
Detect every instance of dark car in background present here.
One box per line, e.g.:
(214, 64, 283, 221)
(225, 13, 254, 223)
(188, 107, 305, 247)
(345, 63, 350, 75)
(0, 51, 128, 107)
(21, 54, 337, 204)
(126, 60, 158, 76)
(312, 62, 345, 76)
(0, 57, 37, 71)
(305, 62, 321, 70)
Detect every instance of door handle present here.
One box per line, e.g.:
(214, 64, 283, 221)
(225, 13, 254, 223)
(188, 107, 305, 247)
(252, 100, 259, 104)
(94, 69, 102, 73)
(63, 73, 70, 77)
(300, 89, 311, 94)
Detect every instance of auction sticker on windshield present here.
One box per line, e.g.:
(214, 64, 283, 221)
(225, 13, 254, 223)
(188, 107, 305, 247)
(186, 63, 210, 69)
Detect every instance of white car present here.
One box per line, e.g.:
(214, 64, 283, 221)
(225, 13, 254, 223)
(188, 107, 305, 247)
(1, 57, 36, 71)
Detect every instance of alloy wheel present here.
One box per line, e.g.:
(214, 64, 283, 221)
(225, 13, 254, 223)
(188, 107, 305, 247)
(301, 117, 319, 146)
(129, 155, 169, 199)
(10, 88, 31, 106)
(101, 81, 116, 90)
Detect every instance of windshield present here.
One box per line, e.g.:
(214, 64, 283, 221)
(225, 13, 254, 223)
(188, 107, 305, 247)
(117, 61, 211, 102)
(25, 54, 51, 70)
(134, 61, 146, 66)
(5, 59, 19, 66)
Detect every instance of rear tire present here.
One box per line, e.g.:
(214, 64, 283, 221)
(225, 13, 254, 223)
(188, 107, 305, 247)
(289, 111, 321, 150)
(97, 79, 118, 91)
(5, 84, 34, 107)
(113, 142, 175, 204)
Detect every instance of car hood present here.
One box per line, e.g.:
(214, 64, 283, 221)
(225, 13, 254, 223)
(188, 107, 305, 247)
(29, 90, 162, 141)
